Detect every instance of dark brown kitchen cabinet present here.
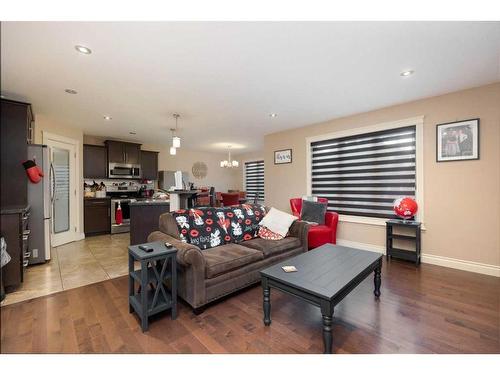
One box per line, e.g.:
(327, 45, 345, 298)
(105, 140, 141, 164)
(124, 142, 141, 164)
(1, 99, 33, 209)
(1, 207, 30, 291)
(141, 150, 159, 180)
(83, 144, 107, 178)
(84, 198, 111, 236)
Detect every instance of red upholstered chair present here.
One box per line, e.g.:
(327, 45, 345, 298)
(221, 193, 240, 206)
(290, 197, 339, 249)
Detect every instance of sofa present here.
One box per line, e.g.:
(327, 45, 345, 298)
(147, 205, 309, 313)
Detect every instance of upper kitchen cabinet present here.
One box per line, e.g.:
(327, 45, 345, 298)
(1, 99, 33, 209)
(141, 150, 159, 180)
(105, 140, 141, 165)
(83, 144, 107, 178)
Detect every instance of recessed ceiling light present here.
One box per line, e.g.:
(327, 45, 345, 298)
(75, 45, 92, 54)
(400, 70, 414, 77)
(269, 113, 278, 118)
(103, 115, 112, 120)
(65, 89, 78, 94)
(129, 132, 136, 135)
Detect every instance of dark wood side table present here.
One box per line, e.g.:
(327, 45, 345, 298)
(128, 241, 178, 332)
(386, 219, 421, 265)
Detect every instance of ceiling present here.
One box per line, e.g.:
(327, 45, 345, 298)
(1, 22, 499, 153)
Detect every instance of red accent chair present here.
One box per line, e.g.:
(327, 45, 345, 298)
(221, 193, 240, 206)
(290, 197, 339, 249)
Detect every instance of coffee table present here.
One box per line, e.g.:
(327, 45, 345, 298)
(260, 244, 382, 353)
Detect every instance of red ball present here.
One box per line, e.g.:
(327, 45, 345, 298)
(393, 197, 418, 219)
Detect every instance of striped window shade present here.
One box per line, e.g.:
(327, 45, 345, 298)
(245, 160, 265, 201)
(311, 125, 416, 219)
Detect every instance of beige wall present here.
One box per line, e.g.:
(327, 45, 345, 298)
(83, 135, 241, 192)
(34, 114, 85, 235)
(264, 83, 500, 267)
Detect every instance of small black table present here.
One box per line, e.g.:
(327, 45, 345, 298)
(386, 219, 421, 265)
(260, 244, 382, 354)
(128, 241, 178, 332)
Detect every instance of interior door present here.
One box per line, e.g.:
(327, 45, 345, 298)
(47, 139, 77, 247)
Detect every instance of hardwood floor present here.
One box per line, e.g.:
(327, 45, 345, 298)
(1, 258, 499, 354)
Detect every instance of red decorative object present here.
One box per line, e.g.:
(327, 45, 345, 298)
(290, 198, 339, 250)
(393, 197, 418, 219)
(115, 201, 123, 225)
(22, 159, 44, 184)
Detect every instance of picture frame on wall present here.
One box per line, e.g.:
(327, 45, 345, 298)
(274, 149, 292, 164)
(436, 118, 479, 162)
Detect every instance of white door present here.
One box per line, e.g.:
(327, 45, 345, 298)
(45, 137, 78, 247)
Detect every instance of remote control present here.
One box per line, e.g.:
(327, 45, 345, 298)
(139, 245, 154, 253)
(165, 242, 173, 248)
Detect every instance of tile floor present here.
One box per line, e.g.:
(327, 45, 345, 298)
(1, 233, 131, 306)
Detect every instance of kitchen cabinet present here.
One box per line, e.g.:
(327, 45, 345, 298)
(84, 198, 111, 236)
(1, 99, 33, 209)
(1, 207, 30, 291)
(83, 144, 107, 178)
(141, 150, 159, 180)
(105, 140, 141, 165)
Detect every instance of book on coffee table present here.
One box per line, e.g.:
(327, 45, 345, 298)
(282, 265, 298, 273)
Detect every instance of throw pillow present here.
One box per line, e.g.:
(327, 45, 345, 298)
(258, 226, 284, 241)
(300, 199, 327, 225)
(258, 207, 297, 237)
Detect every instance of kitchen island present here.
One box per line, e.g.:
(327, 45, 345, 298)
(129, 199, 170, 245)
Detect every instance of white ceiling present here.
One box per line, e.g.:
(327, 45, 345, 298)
(1, 22, 499, 153)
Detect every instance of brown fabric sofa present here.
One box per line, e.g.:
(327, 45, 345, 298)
(147, 211, 309, 312)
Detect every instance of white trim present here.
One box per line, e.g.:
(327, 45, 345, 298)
(306, 116, 425, 225)
(336, 239, 500, 277)
(42, 131, 81, 246)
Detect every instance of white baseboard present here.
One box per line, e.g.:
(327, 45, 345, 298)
(75, 232, 85, 241)
(336, 238, 500, 277)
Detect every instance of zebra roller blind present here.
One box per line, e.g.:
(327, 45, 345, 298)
(311, 125, 416, 219)
(245, 160, 264, 201)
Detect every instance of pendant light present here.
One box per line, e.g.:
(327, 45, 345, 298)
(171, 113, 181, 148)
(220, 145, 239, 168)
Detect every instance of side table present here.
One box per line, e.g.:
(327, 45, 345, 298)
(128, 241, 178, 332)
(386, 219, 421, 265)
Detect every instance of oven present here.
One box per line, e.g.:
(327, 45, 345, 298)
(108, 163, 141, 179)
(110, 198, 136, 233)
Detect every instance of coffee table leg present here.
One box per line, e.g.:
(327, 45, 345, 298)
(320, 301, 333, 354)
(374, 260, 382, 298)
(262, 278, 271, 326)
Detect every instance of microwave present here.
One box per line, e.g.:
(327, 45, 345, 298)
(108, 163, 141, 179)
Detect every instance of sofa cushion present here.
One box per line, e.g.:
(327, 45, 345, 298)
(203, 243, 264, 279)
(241, 236, 301, 258)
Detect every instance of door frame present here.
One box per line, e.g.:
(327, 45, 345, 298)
(43, 131, 82, 246)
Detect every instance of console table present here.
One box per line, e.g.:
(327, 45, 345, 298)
(386, 219, 421, 265)
(128, 242, 177, 332)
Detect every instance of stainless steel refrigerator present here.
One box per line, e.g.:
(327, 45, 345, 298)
(27, 144, 51, 264)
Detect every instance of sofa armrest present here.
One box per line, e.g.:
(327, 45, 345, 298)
(288, 220, 310, 252)
(325, 211, 339, 244)
(147, 231, 206, 268)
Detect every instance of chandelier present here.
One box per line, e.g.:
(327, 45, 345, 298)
(169, 113, 181, 155)
(220, 146, 239, 168)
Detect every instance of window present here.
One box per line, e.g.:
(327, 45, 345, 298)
(245, 160, 264, 202)
(310, 125, 417, 219)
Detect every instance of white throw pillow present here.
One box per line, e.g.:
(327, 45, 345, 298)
(259, 207, 298, 238)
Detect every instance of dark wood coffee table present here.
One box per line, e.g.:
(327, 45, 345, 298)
(260, 244, 382, 353)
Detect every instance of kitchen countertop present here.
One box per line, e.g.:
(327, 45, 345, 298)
(129, 199, 170, 206)
(1, 205, 30, 215)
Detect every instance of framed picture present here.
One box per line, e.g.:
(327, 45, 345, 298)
(436, 119, 479, 162)
(274, 149, 292, 164)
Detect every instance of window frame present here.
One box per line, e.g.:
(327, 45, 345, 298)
(306, 116, 425, 227)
